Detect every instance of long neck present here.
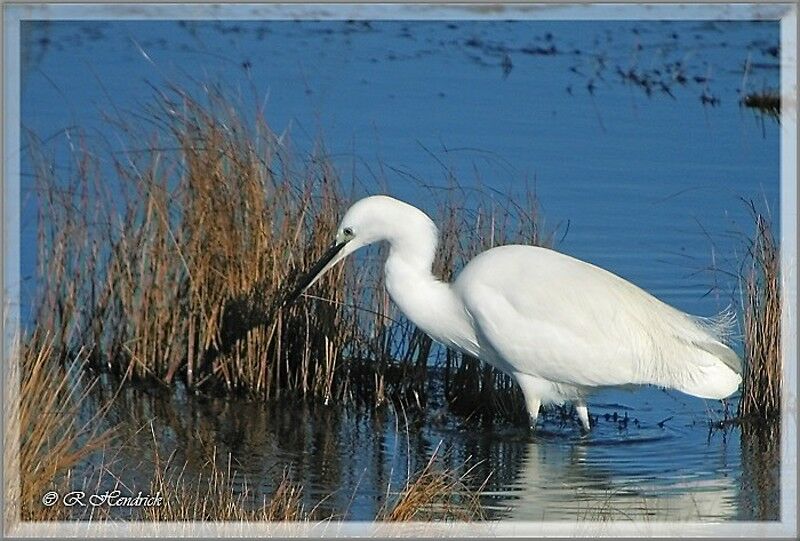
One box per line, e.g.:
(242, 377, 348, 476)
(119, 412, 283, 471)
(383, 239, 480, 358)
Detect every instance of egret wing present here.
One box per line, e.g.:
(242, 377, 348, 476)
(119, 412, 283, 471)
(454, 245, 738, 393)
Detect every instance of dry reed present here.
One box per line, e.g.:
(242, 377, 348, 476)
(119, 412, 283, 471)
(29, 84, 355, 401)
(738, 204, 781, 422)
(143, 450, 316, 522)
(378, 444, 487, 522)
(28, 81, 550, 420)
(6, 330, 112, 522)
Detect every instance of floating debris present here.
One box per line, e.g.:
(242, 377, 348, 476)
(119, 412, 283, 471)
(520, 44, 558, 56)
(501, 53, 513, 78)
(742, 90, 780, 119)
(700, 90, 720, 107)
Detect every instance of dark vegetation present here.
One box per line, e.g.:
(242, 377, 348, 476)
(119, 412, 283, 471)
(742, 90, 781, 120)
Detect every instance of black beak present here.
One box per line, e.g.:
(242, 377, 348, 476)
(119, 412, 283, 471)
(283, 240, 348, 307)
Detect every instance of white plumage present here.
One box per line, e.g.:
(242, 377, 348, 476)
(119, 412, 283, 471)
(293, 195, 742, 431)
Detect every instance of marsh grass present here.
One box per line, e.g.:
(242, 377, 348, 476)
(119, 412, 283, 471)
(143, 450, 317, 522)
(140, 443, 486, 522)
(738, 203, 781, 423)
(29, 84, 360, 401)
(6, 331, 113, 522)
(378, 444, 487, 522)
(28, 82, 550, 422)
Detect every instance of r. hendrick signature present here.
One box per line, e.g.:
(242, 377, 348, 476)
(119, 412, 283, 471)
(42, 490, 163, 508)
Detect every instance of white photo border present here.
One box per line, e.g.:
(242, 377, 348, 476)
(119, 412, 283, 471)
(2, 2, 796, 538)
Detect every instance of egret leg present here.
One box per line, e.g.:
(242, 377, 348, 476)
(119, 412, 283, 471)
(515, 374, 543, 430)
(576, 401, 591, 432)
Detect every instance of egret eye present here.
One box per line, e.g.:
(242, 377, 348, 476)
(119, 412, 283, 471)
(343, 227, 354, 237)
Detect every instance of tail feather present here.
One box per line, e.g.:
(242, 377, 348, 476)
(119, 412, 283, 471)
(676, 359, 742, 399)
(690, 304, 739, 345)
(670, 305, 743, 399)
(670, 338, 742, 399)
(694, 340, 743, 375)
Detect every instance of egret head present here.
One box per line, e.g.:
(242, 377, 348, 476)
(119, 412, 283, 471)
(285, 195, 437, 305)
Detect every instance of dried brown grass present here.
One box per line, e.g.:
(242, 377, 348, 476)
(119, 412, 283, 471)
(143, 450, 318, 522)
(738, 204, 781, 422)
(378, 444, 487, 522)
(29, 84, 356, 401)
(6, 331, 112, 522)
(28, 82, 550, 420)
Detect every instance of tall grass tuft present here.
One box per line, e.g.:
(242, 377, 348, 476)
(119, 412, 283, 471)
(6, 331, 112, 522)
(378, 444, 487, 522)
(29, 84, 356, 401)
(738, 204, 781, 422)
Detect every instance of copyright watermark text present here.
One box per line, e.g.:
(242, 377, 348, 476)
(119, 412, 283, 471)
(42, 490, 163, 508)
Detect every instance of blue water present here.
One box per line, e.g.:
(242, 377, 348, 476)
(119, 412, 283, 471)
(19, 15, 780, 521)
(20, 19, 780, 313)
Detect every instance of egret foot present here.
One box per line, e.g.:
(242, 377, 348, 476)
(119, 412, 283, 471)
(576, 401, 591, 432)
(526, 398, 541, 431)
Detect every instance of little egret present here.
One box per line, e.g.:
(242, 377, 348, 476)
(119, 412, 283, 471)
(287, 196, 742, 431)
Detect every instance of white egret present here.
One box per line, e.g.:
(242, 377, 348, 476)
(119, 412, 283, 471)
(287, 195, 742, 431)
